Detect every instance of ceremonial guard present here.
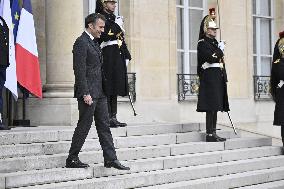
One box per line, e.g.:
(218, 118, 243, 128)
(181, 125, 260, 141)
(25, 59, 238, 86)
(0, 16, 10, 130)
(96, 0, 131, 128)
(196, 8, 229, 142)
(270, 31, 284, 146)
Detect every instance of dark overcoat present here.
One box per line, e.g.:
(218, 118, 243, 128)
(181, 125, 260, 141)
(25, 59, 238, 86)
(99, 12, 131, 97)
(270, 38, 284, 126)
(196, 36, 230, 112)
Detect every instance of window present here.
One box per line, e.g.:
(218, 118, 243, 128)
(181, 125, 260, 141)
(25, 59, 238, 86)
(252, 0, 273, 76)
(176, 0, 206, 74)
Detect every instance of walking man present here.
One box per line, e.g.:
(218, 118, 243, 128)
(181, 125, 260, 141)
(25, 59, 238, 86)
(66, 13, 129, 170)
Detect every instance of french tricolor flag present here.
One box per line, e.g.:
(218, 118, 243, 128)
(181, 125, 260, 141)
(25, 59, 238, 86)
(16, 0, 42, 98)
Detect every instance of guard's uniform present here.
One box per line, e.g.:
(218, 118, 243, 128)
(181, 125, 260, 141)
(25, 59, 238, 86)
(99, 11, 129, 97)
(0, 16, 10, 130)
(196, 8, 229, 142)
(271, 31, 284, 146)
(197, 37, 229, 112)
(96, 0, 131, 127)
(271, 36, 284, 127)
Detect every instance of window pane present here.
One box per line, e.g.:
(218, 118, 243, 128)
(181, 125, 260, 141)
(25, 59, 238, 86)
(253, 17, 257, 54)
(258, 0, 271, 16)
(260, 18, 271, 55)
(189, 0, 203, 8)
(177, 51, 184, 73)
(188, 9, 203, 50)
(189, 52, 197, 74)
(261, 57, 271, 76)
(253, 56, 257, 75)
(176, 0, 183, 6)
(177, 8, 184, 49)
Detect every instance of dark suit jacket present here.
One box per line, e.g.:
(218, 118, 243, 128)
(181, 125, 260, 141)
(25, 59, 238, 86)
(0, 16, 9, 67)
(73, 32, 106, 99)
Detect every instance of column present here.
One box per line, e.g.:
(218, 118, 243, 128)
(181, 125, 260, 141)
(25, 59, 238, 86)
(44, 0, 84, 97)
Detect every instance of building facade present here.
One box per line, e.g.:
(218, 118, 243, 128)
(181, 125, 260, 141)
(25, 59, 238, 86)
(21, 0, 284, 133)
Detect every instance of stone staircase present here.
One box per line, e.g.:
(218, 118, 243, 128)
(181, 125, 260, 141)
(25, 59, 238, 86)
(0, 123, 283, 189)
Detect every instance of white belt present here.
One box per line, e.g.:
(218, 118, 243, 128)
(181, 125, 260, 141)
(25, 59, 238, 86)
(100, 40, 118, 49)
(201, 62, 223, 70)
(278, 80, 284, 88)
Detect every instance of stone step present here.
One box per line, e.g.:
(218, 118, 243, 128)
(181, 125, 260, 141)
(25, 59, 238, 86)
(236, 180, 284, 189)
(3, 146, 282, 188)
(0, 130, 237, 159)
(11, 156, 284, 189)
(170, 137, 271, 156)
(0, 137, 271, 173)
(0, 123, 202, 145)
(139, 167, 284, 189)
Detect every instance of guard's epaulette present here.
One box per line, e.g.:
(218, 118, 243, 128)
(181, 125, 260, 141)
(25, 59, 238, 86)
(198, 39, 204, 43)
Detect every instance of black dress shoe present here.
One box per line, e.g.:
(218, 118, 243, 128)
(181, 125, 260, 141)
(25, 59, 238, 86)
(66, 158, 89, 168)
(104, 160, 130, 170)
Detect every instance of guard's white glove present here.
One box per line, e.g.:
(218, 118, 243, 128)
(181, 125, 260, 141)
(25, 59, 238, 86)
(278, 80, 284, 88)
(125, 59, 130, 67)
(115, 16, 125, 33)
(218, 40, 226, 52)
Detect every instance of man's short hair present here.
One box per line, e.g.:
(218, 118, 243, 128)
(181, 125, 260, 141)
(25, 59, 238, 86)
(85, 13, 106, 28)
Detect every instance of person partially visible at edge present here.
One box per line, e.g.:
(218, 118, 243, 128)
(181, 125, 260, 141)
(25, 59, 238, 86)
(66, 13, 129, 170)
(270, 30, 284, 147)
(95, 0, 131, 128)
(196, 8, 229, 142)
(0, 16, 10, 130)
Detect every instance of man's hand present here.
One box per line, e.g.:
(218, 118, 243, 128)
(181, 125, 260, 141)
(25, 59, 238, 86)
(83, 94, 93, 106)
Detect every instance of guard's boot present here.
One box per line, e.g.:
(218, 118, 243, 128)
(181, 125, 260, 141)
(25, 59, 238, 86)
(111, 113, 127, 127)
(206, 133, 225, 142)
(109, 117, 119, 128)
(212, 132, 226, 142)
(113, 117, 127, 127)
(206, 133, 218, 142)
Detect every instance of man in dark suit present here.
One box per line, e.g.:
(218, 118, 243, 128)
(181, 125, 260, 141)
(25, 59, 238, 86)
(0, 16, 10, 130)
(66, 13, 129, 170)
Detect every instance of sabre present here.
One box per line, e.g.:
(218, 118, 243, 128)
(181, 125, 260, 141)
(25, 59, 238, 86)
(227, 112, 237, 135)
(128, 91, 137, 116)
